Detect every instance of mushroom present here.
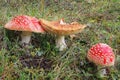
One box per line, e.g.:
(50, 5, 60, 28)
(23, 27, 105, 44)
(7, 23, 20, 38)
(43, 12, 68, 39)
(4, 15, 45, 44)
(87, 43, 115, 77)
(40, 19, 87, 51)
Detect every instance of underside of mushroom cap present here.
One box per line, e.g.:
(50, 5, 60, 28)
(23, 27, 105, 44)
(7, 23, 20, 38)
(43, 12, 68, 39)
(40, 19, 87, 35)
(4, 15, 45, 33)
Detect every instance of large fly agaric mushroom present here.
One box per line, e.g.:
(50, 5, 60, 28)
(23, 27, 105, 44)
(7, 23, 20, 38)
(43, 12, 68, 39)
(40, 19, 87, 51)
(87, 43, 115, 77)
(4, 15, 45, 44)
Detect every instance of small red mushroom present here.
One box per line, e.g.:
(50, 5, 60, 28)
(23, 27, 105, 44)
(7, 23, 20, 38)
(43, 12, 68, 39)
(87, 43, 115, 77)
(4, 15, 45, 44)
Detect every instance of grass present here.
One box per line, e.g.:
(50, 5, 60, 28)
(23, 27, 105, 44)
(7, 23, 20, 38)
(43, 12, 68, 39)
(0, 0, 120, 80)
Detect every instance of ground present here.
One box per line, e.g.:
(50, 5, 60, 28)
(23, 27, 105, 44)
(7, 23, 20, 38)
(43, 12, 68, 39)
(0, 0, 120, 80)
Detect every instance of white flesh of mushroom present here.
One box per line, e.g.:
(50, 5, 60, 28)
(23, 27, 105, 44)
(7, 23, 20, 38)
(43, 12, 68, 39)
(56, 36, 67, 51)
(99, 68, 107, 77)
(55, 20, 67, 51)
(21, 31, 32, 44)
(97, 67, 107, 77)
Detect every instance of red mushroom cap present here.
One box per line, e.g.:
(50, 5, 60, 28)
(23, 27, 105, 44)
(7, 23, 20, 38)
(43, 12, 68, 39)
(87, 43, 115, 67)
(4, 15, 45, 33)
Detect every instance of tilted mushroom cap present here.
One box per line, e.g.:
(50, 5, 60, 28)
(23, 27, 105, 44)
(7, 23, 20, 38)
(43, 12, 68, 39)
(87, 43, 115, 67)
(40, 19, 87, 35)
(4, 15, 45, 33)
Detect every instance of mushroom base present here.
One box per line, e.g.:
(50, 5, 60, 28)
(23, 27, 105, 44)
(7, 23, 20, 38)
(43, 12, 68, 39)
(56, 36, 67, 51)
(99, 68, 107, 77)
(21, 31, 32, 44)
(97, 67, 107, 78)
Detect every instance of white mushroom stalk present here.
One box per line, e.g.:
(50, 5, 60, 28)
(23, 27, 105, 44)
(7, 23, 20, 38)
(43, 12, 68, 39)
(98, 67, 108, 77)
(55, 20, 67, 51)
(21, 31, 32, 44)
(56, 35, 67, 51)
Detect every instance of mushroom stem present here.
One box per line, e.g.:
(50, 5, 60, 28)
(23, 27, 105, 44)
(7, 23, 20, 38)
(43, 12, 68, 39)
(56, 35, 67, 51)
(100, 68, 107, 77)
(97, 67, 107, 77)
(21, 31, 32, 44)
